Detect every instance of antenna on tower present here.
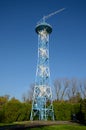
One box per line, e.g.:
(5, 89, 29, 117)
(37, 8, 65, 24)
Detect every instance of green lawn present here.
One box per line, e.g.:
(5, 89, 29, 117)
(0, 122, 86, 130)
(27, 125, 86, 130)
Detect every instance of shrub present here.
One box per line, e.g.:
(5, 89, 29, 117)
(80, 99, 86, 124)
(53, 101, 80, 121)
(4, 99, 22, 123)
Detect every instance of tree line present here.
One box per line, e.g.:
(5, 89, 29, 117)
(22, 78, 86, 102)
(0, 78, 86, 124)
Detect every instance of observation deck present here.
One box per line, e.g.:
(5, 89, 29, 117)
(35, 22, 52, 34)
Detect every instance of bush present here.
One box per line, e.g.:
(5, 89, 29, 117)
(3, 98, 31, 123)
(0, 107, 4, 123)
(17, 103, 31, 121)
(0, 97, 85, 123)
(80, 99, 86, 124)
(53, 101, 80, 121)
(4, 99, 22, 123)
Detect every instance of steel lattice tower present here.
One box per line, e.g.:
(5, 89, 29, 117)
(30, 22, 54, 120)
(30, 8, 65, 121)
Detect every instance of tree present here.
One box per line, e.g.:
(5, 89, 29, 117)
(22, 84, 34, 102)
(66, 78, 80, 102)
(54, 78, 70, 100)
(54, 78, 62, 100)
(0, 95, 10, 105)
(4, 98, 22, 123)
(60, 78, 69, 100)
(80, 80, 86, 99)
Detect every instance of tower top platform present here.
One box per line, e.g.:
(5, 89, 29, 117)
(35, 22, 52, 34)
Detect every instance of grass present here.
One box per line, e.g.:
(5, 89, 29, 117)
(27, 125, 86, 130)
(0, 121, 86, 130)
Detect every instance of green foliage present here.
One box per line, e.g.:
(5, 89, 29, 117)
(0, 95, 9, 105)
(4, 98, 22, 123)
(53, 101, 80, 121)
(0, 95, 10, 123)
(0, 95, 86, 124)
(2, 98, 31, 123)
(54, 101, 71, 120)
(80, 99, 86, 124)
(17, 103, 31, 121)
(0, 107, 4, 123)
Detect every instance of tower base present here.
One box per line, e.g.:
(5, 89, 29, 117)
(30, 103, 54, 120)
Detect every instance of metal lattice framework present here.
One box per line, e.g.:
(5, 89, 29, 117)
(30, 22, 54, 120)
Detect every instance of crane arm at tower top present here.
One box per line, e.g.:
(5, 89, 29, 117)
(37, 8, 65, 24)
(43, 8, 65, 21)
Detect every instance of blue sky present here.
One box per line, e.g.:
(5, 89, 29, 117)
(0, 0, 86, 101)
